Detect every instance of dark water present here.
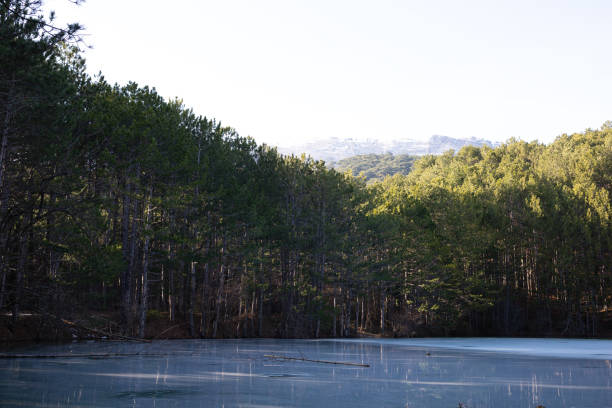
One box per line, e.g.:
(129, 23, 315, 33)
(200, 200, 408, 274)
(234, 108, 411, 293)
(0, 338, 611, 407)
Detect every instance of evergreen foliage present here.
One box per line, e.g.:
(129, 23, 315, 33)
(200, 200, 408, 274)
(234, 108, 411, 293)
(335, 153, 418, 183)
(1, 1, 610, 338)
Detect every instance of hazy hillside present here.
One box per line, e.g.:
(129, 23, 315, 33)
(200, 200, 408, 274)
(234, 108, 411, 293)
(278, 135, 500, 163)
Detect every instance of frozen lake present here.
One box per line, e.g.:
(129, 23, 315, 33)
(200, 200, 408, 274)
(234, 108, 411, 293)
(0, 338, 611, 407)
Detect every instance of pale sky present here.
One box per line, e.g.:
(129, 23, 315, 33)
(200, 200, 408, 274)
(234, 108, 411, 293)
(44, 0, 612, 146)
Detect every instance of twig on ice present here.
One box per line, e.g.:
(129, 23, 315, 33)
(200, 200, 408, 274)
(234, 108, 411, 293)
(264, 354, 369, 367)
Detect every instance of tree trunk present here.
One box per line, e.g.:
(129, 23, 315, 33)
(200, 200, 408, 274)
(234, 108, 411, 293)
(188, 261, 197, 337)
(345, 289, 352, 337)
(168, 243, 175, 322)
(258, 284, 263, 337)
(126, 196, 139, 333)
(332, 296, 337, 337)
(120, 180, 132, 329)
(47, 191, 60, 279)
(237, 295, 243, 337)
(257, 247, 264, 337)
(213, 264, 225, 338)
(0, 80, 13, 197)
(200, 262, 209, 337)
(12, 230, 28, 320)
(12, 191, 31, 321)
(355, 296, 360, 332)
(0, 228, 7, 312)
(0, 258, 6, 310)
(249, 290, 256, 337)
(138, 184, 152, 339)
(380, 291, 386, 334)
(0, 82, 13, 313)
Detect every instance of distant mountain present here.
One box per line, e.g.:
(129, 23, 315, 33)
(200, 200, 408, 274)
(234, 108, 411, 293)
(277, 135, 500, 163)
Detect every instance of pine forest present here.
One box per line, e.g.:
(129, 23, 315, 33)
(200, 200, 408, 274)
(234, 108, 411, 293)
(1, 1, 611, 341)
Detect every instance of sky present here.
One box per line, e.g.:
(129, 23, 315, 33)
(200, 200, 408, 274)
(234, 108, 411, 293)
(44, 0, 612, 147)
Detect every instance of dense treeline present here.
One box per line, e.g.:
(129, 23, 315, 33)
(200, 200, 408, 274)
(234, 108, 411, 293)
(1, 1, 610, 340)
(373, 136, 611, 336)
(334, 153, 417, 183)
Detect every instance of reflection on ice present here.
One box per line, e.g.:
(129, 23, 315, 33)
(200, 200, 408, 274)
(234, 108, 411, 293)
(0, 338, 611, 407)
(395, 379, 612, 390)
(331, 337, 612, 359)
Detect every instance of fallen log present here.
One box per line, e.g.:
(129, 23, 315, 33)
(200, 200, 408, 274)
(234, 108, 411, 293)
(264, 354, 369, 367)
(61, 319, 151, 343)
(152, 322, 188, 340)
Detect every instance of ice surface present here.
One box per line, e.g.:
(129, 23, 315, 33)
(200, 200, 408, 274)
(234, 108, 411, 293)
(0, 338, 611, 407)
(329, 337, 612, 360)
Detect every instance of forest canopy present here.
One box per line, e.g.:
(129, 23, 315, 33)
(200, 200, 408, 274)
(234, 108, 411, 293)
(334, 153, 418, 183)
(1, 0, 610, 340)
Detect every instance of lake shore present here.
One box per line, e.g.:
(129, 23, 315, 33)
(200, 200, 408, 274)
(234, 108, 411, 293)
(3, 311, 612, 345)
